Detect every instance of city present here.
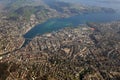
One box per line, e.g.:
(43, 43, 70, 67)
(0, 0, 120, 80)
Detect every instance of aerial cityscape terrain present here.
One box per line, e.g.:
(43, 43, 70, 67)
(0, 0, 120, 80)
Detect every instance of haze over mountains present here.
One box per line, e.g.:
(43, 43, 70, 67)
(0, 0, 120, 9)
(60, 0, 120, 12)
(0, 0, 119, 13)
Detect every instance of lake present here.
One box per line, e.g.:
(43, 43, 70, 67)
(24, 12, 120, 39)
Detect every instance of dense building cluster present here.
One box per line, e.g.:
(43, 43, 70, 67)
(0, 22, 120, 80)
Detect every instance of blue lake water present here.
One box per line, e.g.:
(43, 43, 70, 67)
(24, 12, 120, 39)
